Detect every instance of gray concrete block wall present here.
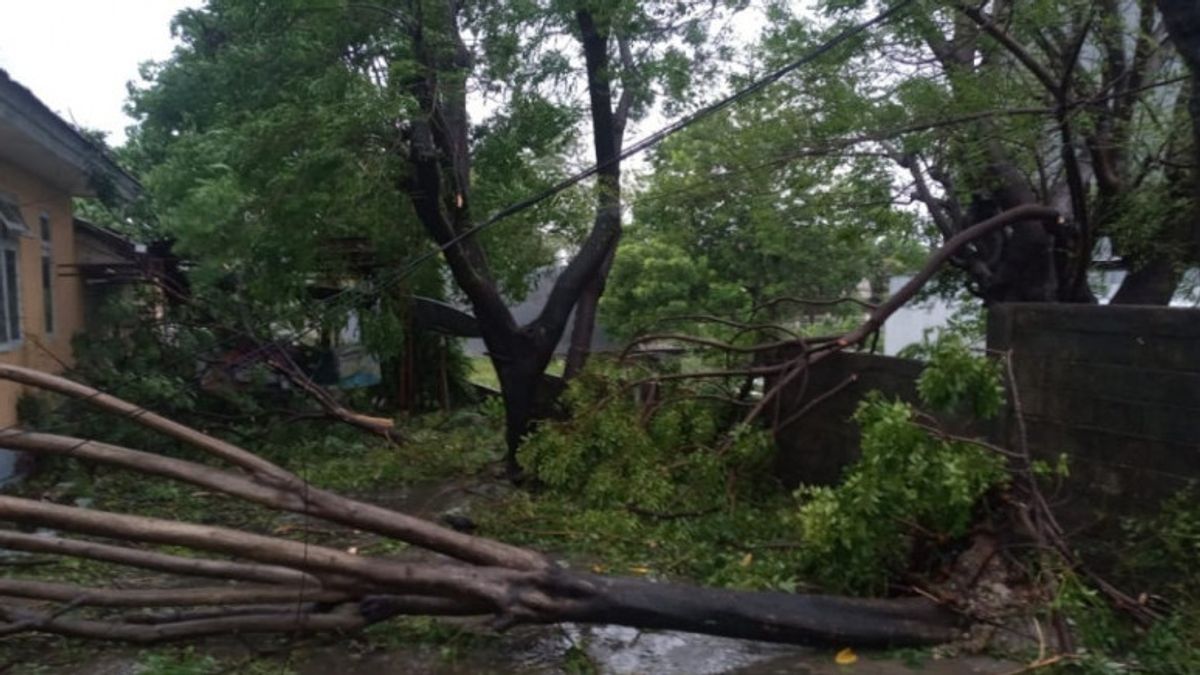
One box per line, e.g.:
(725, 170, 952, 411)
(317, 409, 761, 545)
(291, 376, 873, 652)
(987, 303, 1200, 510)
(774, 304, 1200, 513)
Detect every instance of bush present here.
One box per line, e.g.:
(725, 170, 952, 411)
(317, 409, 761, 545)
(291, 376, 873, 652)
(792, 337, 1009, 593)
(518, 363, 773, 513)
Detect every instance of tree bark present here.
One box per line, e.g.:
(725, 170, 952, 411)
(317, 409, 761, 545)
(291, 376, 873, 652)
(1158, 0, 1200, 261)
(1110, 256, 1182, 305)
(563, 11, 630, 380)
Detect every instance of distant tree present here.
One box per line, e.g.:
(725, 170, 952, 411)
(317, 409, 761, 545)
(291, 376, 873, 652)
(603, 95, 925, 341)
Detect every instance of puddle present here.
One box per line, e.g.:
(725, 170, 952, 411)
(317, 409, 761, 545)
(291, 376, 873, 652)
(561, 624, 808, 674)
(292, 621, 1016, 674)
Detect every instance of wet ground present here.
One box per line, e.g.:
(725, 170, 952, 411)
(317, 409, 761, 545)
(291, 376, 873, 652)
(291, 623, 1017, 674)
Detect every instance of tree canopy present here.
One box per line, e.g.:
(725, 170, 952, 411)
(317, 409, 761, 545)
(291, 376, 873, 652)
(121, 0, 1200, 456)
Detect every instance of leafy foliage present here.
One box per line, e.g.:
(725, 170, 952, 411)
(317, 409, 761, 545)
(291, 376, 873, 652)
(518, 362, 773, 513)
(515, 337, 1011, 595)
(603, 84, 925, 340)
(792, 338, 1009, 593)
(1054, 570, 1200, 674)
(1117, 487, 1200, 598)
(914, 335, 1005, 419)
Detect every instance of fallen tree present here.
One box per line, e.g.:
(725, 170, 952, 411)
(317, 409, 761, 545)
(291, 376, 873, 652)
(0, 364, 958, 646)
(0, 204, 1063, 647)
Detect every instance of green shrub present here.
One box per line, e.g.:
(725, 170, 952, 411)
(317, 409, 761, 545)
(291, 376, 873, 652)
(792, 337, 1009, 593)
(518, 364, 772, 513)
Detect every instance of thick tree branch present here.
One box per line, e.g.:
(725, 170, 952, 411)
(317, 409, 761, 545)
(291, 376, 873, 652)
(0, 365, 549, 571)
(0, 579, 349, 608)
(0, 530, 321, 587)
(739, 205, 1062, 430)
(535, 8, 623, 352)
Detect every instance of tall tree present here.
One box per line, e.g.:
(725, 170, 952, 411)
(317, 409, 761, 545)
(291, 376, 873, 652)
(405, 0, 742, 470)
(765, 0, 1197, 305)
(1158, 0, 1200, 264)
(130, 0, 741, 472)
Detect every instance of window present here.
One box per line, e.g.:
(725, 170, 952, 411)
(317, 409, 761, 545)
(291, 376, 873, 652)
(0, 234, 20, 349)
(40, 214, 53, 334)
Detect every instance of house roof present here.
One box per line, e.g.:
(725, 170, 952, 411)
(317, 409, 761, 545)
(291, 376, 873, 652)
(0, 68, 141, 202)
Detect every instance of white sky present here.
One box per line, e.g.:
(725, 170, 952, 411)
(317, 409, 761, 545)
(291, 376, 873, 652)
(0, 1, 768, 154)
(0, 1, 200, 145)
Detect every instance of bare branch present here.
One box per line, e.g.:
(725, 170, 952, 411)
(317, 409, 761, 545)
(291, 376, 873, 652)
(0, 579, 349, 608)
(0, 530, 323, 587)
(0, 365, 549, 572)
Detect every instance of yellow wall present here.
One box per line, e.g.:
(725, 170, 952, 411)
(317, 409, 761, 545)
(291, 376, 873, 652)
(0, 159, 85, 426)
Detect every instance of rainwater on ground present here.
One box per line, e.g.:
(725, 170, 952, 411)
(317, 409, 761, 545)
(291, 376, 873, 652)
(292, 621, 1016, 674)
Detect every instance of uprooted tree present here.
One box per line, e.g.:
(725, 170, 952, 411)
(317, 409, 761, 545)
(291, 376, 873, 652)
(0, 205, 1064, 646)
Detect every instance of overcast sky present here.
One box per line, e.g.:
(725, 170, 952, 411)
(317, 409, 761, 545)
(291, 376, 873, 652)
(0, 1, 769, 155)
(0, 1, 199, 145)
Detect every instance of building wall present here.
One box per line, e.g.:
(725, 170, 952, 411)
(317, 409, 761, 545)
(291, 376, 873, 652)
(0, 158, 86, 428)
(882, 275, 958, 356)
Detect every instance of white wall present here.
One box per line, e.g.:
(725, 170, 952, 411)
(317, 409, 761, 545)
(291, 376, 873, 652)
(882, 275, 957, 356)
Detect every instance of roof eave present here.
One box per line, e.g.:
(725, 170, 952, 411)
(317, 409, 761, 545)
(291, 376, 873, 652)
(0, 69, 142, 202)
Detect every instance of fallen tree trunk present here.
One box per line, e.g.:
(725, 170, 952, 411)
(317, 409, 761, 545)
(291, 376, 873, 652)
(7, 204, 1065, 646)
(0, 363, 959, 647)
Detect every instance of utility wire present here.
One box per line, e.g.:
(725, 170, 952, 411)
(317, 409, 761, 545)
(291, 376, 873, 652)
(177, 0, 919, 370)
(384, 0, 919, 286)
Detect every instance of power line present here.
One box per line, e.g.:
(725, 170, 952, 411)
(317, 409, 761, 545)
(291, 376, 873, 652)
(175, 0, 920, 371)
(386, 0, 919, 285)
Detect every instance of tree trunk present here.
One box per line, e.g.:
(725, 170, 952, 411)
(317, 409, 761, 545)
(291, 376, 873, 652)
(563, 241, 616, 380)
(1110, 256, 1182, 305)
(562, 8, 626, 381)
(497, 351, 547, 476)
(1158, 0, 1200, 261)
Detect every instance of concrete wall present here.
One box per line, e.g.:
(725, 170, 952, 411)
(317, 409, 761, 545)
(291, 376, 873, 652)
(771, 351, 924, 487)
(988, 303, 1200, 510)
(775, 304, 1200, 520)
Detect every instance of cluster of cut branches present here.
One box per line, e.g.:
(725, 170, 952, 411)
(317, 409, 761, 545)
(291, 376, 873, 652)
(0, 364, 956, 646)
